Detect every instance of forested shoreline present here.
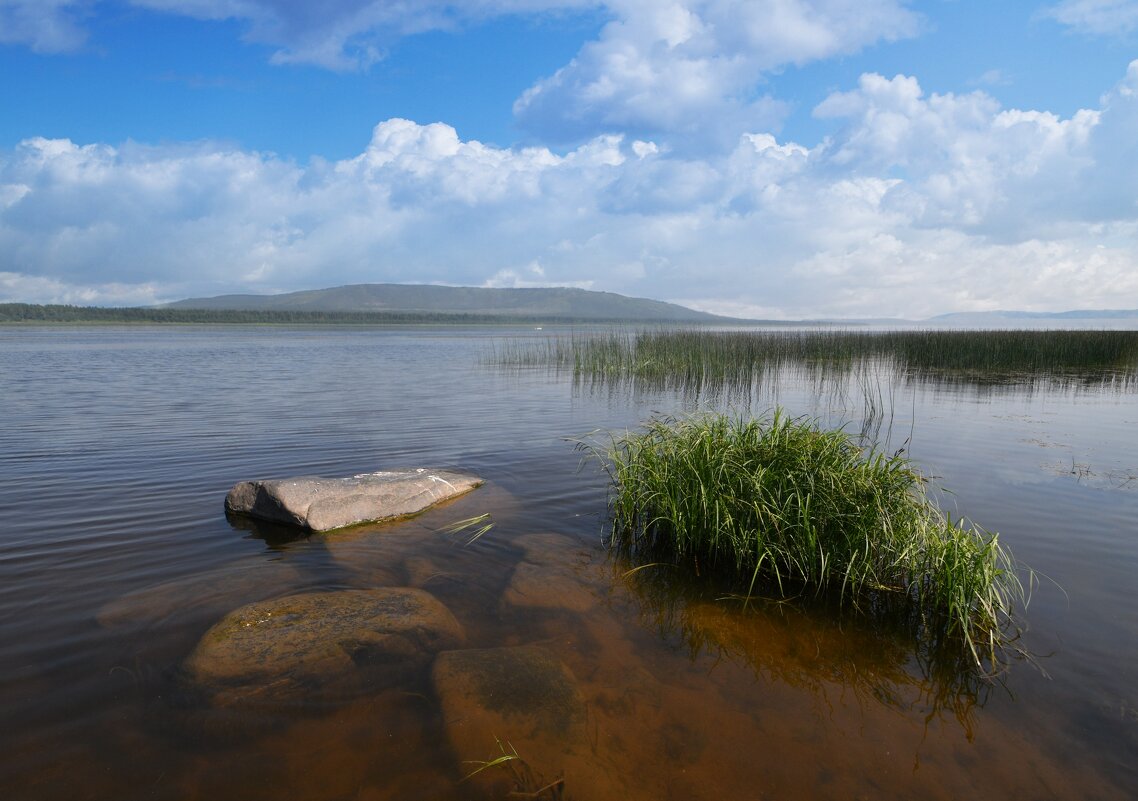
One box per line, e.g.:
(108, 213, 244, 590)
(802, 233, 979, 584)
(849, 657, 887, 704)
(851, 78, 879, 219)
(0, 303, 591, 325)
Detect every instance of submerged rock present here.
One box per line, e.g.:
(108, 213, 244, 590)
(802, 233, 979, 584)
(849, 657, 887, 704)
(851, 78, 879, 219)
(434, 645, 586, 740)
(502, 532, 598, 613)
(432, 646, 587, 794)
(184, 587, 464, 707)
(225, 468, 483, 532)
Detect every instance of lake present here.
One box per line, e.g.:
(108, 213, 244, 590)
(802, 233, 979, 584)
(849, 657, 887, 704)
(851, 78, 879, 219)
(1, 325, 1136, 800)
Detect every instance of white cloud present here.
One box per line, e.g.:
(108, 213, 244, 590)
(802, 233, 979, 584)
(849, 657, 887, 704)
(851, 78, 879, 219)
(0, 0, 90, 52)
(0, 124, 635, 302)
(812, 73, 1101, 234)
(4, 1, 916, 155)
(1044, 0, 1138, 37)
(0, 0, 602, 65)
(0, 271, 166, 305)
(3, 63, 1138, 318)
(481, 263, 594, 289)
(513, 0, 919, 149)
(5, 1, 916, 144)
(344, 118, 561, 204)
(127, 0, 602, 69)
(0, 136, 310, 293)
(972, 69, 1011, 88)
(1078, 59, 1138, 219)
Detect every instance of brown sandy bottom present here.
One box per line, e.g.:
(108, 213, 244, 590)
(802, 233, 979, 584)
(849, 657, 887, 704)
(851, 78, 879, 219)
(16, 484, 1120, 801)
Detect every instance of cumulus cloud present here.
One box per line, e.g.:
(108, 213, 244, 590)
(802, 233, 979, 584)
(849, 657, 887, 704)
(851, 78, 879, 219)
(513, 0, 920, 149)
(3, 63, 1138, 318)
(812, 73, 1101, 235)
(0, 123, 633, 302)
(1044, 0, 1138, 37)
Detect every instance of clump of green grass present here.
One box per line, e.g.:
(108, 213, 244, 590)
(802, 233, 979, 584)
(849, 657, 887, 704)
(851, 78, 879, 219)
(593, 411, 1028, 671)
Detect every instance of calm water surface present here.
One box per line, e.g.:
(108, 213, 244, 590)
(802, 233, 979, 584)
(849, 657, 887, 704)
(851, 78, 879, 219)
(1, 325, 1136, 800)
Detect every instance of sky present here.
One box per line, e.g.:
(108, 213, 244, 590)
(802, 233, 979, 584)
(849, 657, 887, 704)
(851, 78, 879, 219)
(1, 1, 1137, 319)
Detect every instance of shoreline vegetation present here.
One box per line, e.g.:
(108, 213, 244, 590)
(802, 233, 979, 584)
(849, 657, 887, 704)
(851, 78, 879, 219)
(492, 328, 1138, 383)
(0, 302, 639, 326)
(501, 329, 1098, 672)
(588, 412, 1029, 673)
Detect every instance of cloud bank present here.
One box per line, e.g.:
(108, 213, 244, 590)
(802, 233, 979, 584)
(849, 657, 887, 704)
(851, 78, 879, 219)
(4, 60, 1137, 318)
(3, 1, 1137, 317)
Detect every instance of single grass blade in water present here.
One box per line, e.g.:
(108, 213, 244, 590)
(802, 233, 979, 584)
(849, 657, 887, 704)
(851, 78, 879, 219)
(440, 513, 495, 545)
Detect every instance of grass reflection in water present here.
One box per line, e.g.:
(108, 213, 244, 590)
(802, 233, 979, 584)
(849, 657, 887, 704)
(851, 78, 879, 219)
(613, 555, 999, 741)
(492, 328, 1138, 391)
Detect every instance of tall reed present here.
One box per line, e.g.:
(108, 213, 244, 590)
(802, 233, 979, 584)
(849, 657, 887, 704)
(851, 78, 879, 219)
(493, 328, 1138, 390)
(593, 411, 1028, 671)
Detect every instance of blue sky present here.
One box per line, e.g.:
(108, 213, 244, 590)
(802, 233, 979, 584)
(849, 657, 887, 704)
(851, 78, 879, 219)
(2, 0, 1137, 318)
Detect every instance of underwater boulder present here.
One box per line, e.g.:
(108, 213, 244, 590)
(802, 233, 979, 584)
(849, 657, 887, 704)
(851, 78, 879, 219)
(502, 533, 598, 613)
(184, 587, 465, 708)
(432, 645, 590, 795)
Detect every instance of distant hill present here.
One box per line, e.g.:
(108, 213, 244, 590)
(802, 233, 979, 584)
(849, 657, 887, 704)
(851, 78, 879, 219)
(165, 284, 728, 322)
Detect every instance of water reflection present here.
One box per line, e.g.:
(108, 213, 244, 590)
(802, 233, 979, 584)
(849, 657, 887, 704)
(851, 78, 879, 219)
(565, 358, 1137, 407)
(5, 326, 1136, 800)
(609, 556, 1002, 741)
(898, 366, 1138, 394)
(495, 328, 1138, 415)
(226, 510, 315, 548)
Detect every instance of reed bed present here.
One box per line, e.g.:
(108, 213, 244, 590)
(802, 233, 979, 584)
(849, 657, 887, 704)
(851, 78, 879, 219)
(593, 411, 1027, 671)
(492, 328, 1138, 388)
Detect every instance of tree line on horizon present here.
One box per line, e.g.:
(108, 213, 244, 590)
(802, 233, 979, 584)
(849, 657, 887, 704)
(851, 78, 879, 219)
(0, 303, 624, 325)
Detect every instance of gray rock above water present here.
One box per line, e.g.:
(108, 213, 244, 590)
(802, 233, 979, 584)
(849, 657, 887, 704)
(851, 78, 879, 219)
(225, 468, 483, 532)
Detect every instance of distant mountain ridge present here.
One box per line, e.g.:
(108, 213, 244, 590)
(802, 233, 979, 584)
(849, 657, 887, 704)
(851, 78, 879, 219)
(165, 283, 727, 322)
(929, 309, 1138, 323)
(924, 309, 1138, 327)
